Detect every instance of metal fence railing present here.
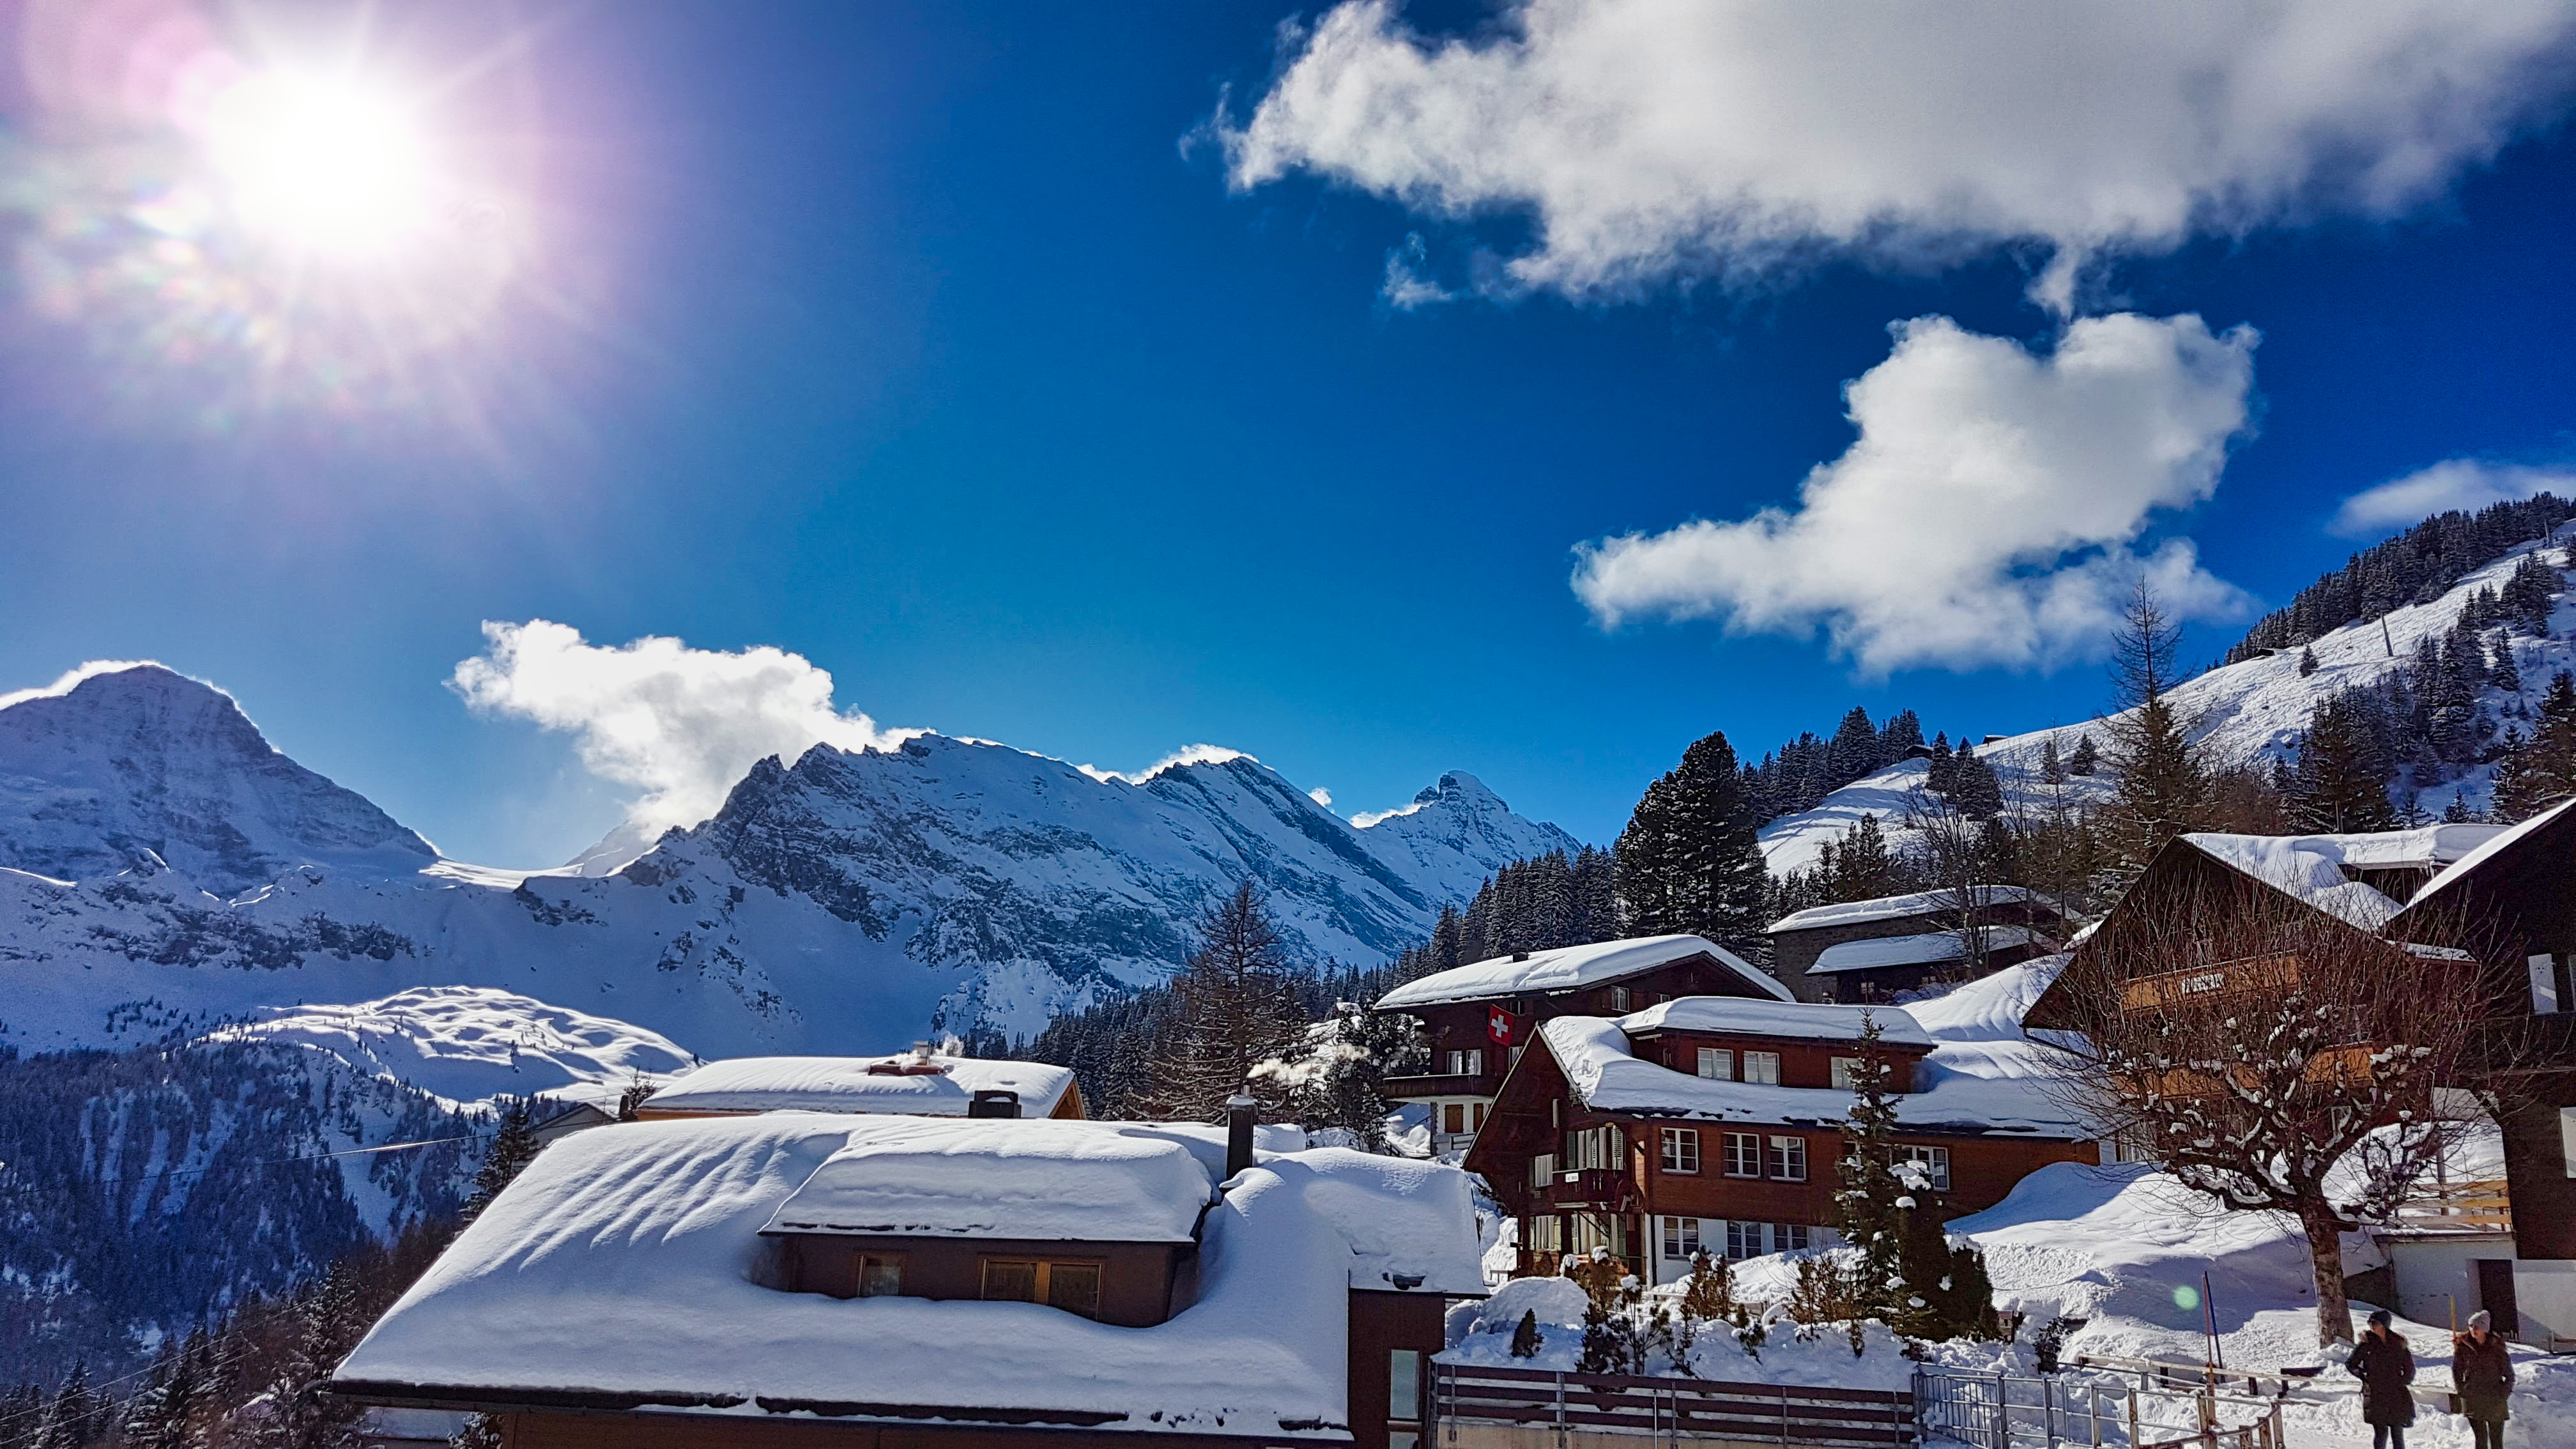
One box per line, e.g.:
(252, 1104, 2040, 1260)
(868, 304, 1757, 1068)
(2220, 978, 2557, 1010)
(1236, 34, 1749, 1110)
(1432, 1361, 1917, 1446)
(1912, 1366, 2287, 1449)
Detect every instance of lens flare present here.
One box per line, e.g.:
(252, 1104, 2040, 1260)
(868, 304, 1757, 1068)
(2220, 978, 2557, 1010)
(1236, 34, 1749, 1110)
(204, 73, 434, 257)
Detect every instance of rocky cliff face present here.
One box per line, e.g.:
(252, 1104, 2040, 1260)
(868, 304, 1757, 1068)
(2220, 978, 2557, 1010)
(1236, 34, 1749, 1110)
(0, 666, 1581, 1056)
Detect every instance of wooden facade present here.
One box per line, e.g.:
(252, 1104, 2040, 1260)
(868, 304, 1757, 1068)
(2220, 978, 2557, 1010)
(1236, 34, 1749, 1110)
(1379, 949, 1786, 1156)
(1464, 1020, 2092, 1283)
(1768, 889, 2071, 1004)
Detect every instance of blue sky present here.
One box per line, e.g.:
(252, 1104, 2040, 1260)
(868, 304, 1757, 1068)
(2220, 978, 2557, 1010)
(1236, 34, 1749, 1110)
(1, 1, 2573, 866)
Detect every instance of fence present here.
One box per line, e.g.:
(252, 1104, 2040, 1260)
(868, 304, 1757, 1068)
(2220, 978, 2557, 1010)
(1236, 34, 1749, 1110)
(1432, 1361, 1917, 1447)
(1912, 1367, 2285, 1449)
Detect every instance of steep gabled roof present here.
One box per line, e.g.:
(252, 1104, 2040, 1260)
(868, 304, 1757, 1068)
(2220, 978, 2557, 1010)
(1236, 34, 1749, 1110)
(1374, 934, 1791, 1010)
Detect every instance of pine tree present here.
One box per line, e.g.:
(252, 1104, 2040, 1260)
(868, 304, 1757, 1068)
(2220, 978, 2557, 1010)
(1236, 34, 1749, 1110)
(1140, 882, 1308, 1119)
(1833, 1016, 1907, 1322)
(2104, 581, 2209, 875)
(2039, 737, 2064, 785)
(2289, 695, 2395, 832)
(2067, 735, 2098, 777)
(1892, 1182, 2001, 1342)
(2297, 645, 2319, 677)
(466, 1100, 544, 1220)
(1615, 731, 1771, 953)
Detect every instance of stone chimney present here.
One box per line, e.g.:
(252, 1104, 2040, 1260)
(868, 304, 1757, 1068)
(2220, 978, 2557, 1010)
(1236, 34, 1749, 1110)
(1224, 1092, 1257, 1180)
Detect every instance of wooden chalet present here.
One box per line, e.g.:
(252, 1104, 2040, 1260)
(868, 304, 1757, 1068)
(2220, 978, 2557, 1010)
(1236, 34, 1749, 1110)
(636, 1046, 1085, 1122)
(332, 1106, 1487, 1449)
(1372, 935, 1793, 1156)
(1463, 995, 2097, 1285)
(1767, 886, 2074, 1004)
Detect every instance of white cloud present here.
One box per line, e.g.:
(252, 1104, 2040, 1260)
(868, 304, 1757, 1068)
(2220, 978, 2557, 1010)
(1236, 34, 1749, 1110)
(1077, 744, 1252, 786)
(450, 621, 919, 841)
(0, 659, 176, 711)
(1223, 0, 2576, 309)
(1571, 312, 2257, 675)
(2331, 460, 2576, 537)
(1308, 786, 1334, 808)
(1381, 233, 1455, 309)
(1349, 799, 1427, 829)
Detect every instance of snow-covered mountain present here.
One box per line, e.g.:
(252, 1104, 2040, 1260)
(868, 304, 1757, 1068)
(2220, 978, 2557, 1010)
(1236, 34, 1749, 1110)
(1759, 526, 2576, 873)
(0, 664, 1581, 1057)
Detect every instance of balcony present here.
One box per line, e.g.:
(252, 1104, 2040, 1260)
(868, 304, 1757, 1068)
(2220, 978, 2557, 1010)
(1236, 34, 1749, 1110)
(1540, 1168, 1633, 1211)
(1379, 1071, 1501, 1101)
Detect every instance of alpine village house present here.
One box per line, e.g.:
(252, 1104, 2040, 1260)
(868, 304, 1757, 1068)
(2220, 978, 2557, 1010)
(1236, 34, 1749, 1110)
(332, 1102, 1487, 1449)
(1464, 994, 2098, 1284)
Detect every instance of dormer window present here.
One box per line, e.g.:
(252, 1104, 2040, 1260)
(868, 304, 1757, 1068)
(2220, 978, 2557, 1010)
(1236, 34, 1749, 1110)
(1742, 1051, 1781, 1085)
(1830, 1057, 1863, 1090)
(1695, 1047, 1733, 1080)
(981, 1258, 1103, 1318)
(1610, 986, 1632, 1011)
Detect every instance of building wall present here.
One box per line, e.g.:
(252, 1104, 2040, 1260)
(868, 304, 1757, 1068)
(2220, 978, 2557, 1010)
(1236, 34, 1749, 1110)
(1346, 1292, 1450, 1449)
(2377, 1232, 2521, 1332)
(2497, 1089, 2576, 1262)
(1623, 1032, 1929, 1092)
(773, 1235, 1188, 1328)
(494, 1413, 1303, 1449)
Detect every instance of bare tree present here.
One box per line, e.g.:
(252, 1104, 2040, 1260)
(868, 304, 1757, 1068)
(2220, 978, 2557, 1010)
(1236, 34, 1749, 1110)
(1137, 880, 1308, 1121)
(2037, 868, 2487, 1347)
(1903, 786, 2004, 981)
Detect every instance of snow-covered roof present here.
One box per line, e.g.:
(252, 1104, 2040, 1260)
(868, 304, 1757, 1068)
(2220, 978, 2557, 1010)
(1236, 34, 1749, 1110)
(760, 1119, 1206, 1241)
(1810, 925, 2044, 975)
(1768, 885, 2062, 935)
(640, 1053, 1077, 1119)
(1375, 934, 1791, 1010)
(2403, 796, 2576, 910)
(1615, 996, 1935, 1048)
(334, 1115, 1486, 1437)
(1538, 965, 2087, 1138)
(2179, 833, 2405, 930)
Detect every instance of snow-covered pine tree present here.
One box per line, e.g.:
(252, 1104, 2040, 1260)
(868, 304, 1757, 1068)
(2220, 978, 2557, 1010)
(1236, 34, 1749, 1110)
(2289, 694, 2395, 832)
(1833, 1015, 1907, 1324)
(1138, 881, 1307, 1120)
(2067, 734, 2098, 776)
(1892, 1174, 2001, 1342)
(465, 1100, 543, 1220)
(2297, 645, 2319, 677)
(1614, 731, 1770, 953)
(2039, 737, 2064, 785)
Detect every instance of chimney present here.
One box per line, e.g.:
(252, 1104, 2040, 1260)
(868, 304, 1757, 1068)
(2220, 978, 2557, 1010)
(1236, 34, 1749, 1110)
(967, 1089, 1022, 1119)
(1224, 1092, 1257, 1180)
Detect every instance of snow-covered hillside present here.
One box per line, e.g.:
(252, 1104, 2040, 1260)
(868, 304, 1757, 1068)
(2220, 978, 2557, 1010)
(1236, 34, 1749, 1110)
(204, 986, 701, 1112)
(0, 665, 1580, 1059)
(1761, 526, 2576, 874)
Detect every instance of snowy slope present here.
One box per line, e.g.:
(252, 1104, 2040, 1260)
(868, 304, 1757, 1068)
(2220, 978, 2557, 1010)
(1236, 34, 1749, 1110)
(204, 986, 700, 1112)
(0, 665, 1580, 1062)
(1761, 527, 2576, 875)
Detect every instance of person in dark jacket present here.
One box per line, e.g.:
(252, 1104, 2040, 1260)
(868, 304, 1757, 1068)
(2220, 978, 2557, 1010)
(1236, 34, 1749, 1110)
(2347, 1309, 2415, 1449)
(2451, 1309, 2513, 1449)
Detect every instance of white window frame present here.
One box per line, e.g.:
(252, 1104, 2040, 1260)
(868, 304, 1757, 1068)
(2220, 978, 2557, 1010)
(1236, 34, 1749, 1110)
(1660, 1215, 1701, 1261)
(1724, 1220, 1764, 1260)
(1696, 1046, 1734, 1080)
(1742, 1051, 1782, 1085)
(1722, 1131, 1762, 1178)
(1901, 1144, 1953, 1192)
(1611, 985, 1632, 1011)
(1767, 1135, 1807, 1182)
(1526, 1213, 1564, 1254)
(1660, 1126, 1701, 1175)
(1830, 1057, 1863, 1090)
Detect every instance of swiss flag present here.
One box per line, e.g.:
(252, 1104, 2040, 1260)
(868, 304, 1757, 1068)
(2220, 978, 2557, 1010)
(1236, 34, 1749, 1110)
(1487, 1006, 1516, 1046)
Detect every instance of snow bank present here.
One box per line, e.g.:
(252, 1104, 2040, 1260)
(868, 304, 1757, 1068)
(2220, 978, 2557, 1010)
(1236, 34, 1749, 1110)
(1377, 935, 1790, 1010)
(1618, 997, 1935, 1047)
(760, 1118, 1209, 1241)
(336, 1114, 1488, 1438)
(640, 1052, 1077, 1119)
(203, 986, 697, 1112)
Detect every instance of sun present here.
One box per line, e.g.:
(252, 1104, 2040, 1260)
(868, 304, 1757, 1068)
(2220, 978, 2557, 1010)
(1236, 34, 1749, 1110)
(203, 73, 436, 257)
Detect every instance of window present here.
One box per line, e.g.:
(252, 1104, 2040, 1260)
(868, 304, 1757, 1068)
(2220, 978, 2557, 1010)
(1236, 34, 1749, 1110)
(1567, 1211, 1622, 1258)
(1724, 1220, 1764, 1260)
(1531, 1152, 1557, 1189)
(2532, 954, 2565, 1015)
(1742, 1051, 1781, 1085)
(1767, 1135, 1807, 1182)
(1610, 985, 1632, 1011)
(1660, 1127, 1701, 1174)
(1526, 1214, 1564, 1254)
(1661, 1215, 1701, 1260)
(1899, 1145, 1952, 1192)
(980, 1259, 1103, 1318)
(1696, 1047, 1733, 1080)
(1445, 1048, 1485, 1075)
(1775, 1223, 1811, 1254)
(1442, 1103, 1466, 1135)
(1390, 1349, 1423, 1426)
(1567, 1124, 1622, 1172)
(858, 1255, 904, 1298)
(1722, 1131, 1762, 1177)
(1473, 1101, 1490, 1131)
(1830, 1057, 1863, 1090)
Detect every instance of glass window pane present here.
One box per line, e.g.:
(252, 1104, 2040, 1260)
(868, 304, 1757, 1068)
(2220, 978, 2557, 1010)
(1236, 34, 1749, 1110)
(859, 1257, 903, 1297)
(1046, 1262, 1101, 1317)
(1744, 1052, 1781, 1084)
(981, 1260, 1038, 1302)
(1389, 1349, 1422, 1422)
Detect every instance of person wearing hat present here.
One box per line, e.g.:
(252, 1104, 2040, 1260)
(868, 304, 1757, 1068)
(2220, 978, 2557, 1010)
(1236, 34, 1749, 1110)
(2451, 1308, 2513, 1449)
(2347, 1309, 2416, 1449)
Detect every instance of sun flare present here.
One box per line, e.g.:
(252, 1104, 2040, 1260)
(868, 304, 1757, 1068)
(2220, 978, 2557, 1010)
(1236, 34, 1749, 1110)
(204, 73, 435, 257)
